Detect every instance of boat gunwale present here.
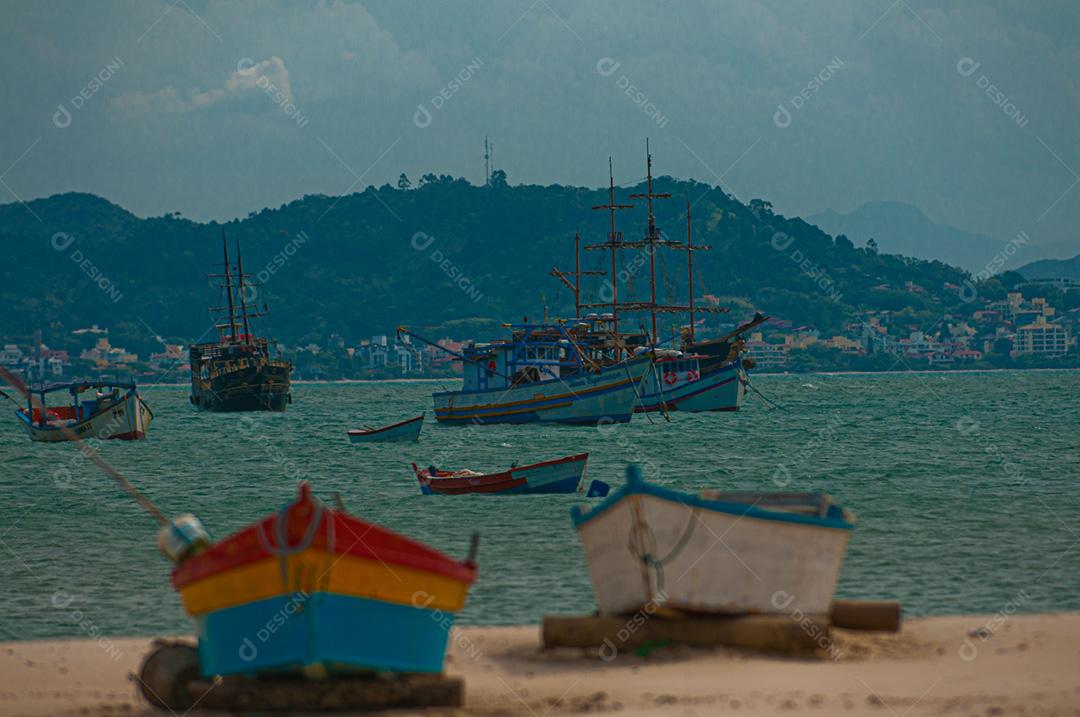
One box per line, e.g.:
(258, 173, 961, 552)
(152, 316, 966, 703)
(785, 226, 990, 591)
(173, 507, 477, 590)
(571, 477, 854, 532)
(347, 414, 424, 437)
(418, 452, 588, 484)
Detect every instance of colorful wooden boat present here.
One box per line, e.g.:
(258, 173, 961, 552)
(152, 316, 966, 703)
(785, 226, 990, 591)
(571, 465, 854, 616)
(401, 324, 653, 426)
(347, 414, 424, 443)
(412, 453, 592, 495)
(15, 380, 152, 442)
(169, 482, 476, 676)
(634, 353, 746, 412)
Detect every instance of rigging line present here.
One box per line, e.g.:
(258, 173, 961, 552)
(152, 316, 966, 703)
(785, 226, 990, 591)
(745, 375, 786, 411)
(622, 357, 655, 424)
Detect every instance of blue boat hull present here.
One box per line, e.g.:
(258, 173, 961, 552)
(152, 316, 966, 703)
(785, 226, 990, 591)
(194, 592, 454, 677)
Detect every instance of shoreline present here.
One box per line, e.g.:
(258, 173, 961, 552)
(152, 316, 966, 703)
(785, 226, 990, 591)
(3, 612, 1078, 716)
(64, 365, 1078, 389)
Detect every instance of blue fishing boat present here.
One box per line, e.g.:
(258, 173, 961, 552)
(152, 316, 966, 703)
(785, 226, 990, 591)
(401, 323, 652, 425)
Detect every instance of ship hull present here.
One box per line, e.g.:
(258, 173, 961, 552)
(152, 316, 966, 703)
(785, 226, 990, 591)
(191, 362, 292, 412)
(432, 356, 651, 426)
(635, 361, 746, 413)
(572, 472, 853, 616)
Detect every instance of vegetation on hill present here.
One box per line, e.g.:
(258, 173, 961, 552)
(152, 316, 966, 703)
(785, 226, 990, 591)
(0, 176, 1025, 357)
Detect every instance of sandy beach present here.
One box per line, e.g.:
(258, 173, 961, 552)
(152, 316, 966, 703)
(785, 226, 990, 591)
(2, 612, 1078, 716)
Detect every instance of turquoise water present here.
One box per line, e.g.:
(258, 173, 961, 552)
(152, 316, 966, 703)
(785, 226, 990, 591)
(2, 370, 1078, 640)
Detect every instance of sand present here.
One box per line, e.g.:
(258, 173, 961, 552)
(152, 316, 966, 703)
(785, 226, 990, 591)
(1, 613, 1078, 716)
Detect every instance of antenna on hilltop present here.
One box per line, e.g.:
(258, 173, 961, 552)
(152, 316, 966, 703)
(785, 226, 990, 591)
(484, 136, 491, 186)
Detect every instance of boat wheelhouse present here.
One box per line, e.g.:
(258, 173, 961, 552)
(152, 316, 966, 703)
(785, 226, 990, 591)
(404, 321, 653, 425)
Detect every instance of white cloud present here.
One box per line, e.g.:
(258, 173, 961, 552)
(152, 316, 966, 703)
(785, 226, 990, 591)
(111, 56, 291, 115)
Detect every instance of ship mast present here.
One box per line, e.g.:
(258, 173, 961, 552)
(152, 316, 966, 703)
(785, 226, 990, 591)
(221, 229, 238, 341)
(235, 238, 253, 344)
(591, 158, 634, 356)
(686, 201, 696, 343)
(629, 139, 670, 344)
(550, 229, 606, 321)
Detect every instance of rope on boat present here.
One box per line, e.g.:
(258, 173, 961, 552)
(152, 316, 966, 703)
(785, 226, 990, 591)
(0, 367, 168, 526)
(622, 360, 655, 425)
(744, 375, 786, 411)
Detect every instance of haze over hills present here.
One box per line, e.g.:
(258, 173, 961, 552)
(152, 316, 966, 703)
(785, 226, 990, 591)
(0, 179, 995, 359)
(1018, 254, 1080, 281)
(806, 202, 1015, 274)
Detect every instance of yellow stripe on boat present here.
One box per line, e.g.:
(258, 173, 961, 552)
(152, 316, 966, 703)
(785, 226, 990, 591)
(179, 548, 471, 617)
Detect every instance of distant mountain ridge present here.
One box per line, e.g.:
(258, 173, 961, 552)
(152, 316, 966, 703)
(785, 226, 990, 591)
(0, 183, 995, 358)
(1018, 254, 1080, 281)
(807, 201, 1007, 273)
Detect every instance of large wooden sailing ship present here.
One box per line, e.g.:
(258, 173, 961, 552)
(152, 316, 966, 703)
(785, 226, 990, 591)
(551, 144, 762, 413)
(189, 232, 292, 412)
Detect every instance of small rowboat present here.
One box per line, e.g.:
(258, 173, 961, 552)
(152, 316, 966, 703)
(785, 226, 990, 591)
(412, 453, 598, 495)
(167, 482, 476, 677)
(571, 465, 854, 616)
(347, 414, 424, 443)
(15, 380, 153, 442)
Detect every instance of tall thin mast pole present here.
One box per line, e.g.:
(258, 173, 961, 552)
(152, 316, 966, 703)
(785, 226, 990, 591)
(607, 159, 620, 350)
(686, 201, 696, 344)
(629, 139, 670, 346)
(222, 229, 237, 340)
(235, 238, 252, 344)
(646, 142, 657, 342)
(574, 231, 581, 318)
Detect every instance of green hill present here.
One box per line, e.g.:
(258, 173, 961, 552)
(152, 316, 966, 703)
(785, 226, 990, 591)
(0, 177, 1013, 357)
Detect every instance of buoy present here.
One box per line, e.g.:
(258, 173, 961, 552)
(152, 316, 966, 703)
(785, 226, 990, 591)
(157, 514, 212, 564)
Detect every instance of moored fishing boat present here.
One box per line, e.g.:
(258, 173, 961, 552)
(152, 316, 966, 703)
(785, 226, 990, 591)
(412, 453, 605, 495)
(550, 147, 752, 413)
(401, 324, 652, 425)
(635, 351, 746, 413)
(348, 414, 424, 443)
(168, 482, 477, 677)
(14, 380, 152, 442)
(571, 465, 854, 616)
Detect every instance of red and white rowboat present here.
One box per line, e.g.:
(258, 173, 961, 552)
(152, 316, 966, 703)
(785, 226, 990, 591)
(412, 453, 596, 495)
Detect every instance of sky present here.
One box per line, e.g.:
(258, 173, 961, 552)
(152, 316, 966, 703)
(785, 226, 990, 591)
(1, 0, 1078, 260)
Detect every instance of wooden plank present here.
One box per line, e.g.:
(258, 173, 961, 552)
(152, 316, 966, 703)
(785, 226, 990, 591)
(830, 600, 902, 632)
(187, 673, 463, 712)
(542, 613, 829, 656)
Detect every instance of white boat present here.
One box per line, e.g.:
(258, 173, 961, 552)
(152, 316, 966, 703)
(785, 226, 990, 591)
(347, 414, 424, 443)
(635, 354, 746, 412)
(16, 380, 153, 442)
(571, 465, 854, 616)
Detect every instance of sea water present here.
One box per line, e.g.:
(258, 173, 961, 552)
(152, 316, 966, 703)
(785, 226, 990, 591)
(1, 370, 1077, 639)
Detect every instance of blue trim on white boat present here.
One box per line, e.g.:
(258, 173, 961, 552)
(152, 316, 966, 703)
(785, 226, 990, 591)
(570, 466, 854, 531)
(432, 356, 649, 400)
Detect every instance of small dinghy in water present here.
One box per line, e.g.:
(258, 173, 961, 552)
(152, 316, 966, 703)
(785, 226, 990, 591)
(347, 414, 424, 443)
